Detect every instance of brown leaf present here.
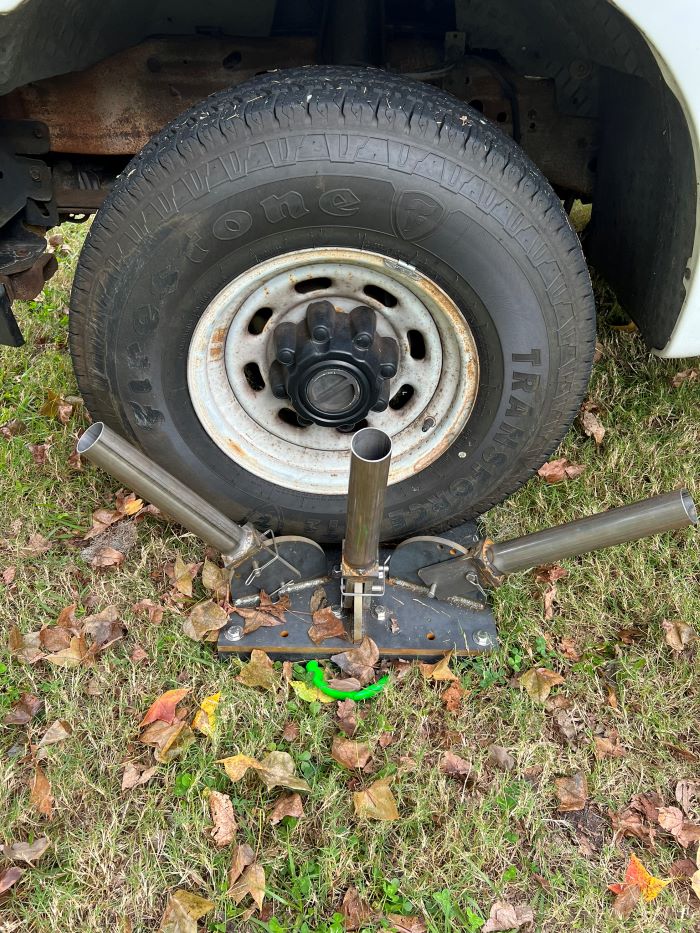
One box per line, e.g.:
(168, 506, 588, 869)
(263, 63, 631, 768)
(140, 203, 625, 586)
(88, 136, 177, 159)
(56, 602, 79, 631)
(132, 598, 164, 624)
(353, 777, 399, 820)
(153, 722, 195, 764)
(534, 564, 568, 583)
(669, 859, 698, 879)
(67, 448, 82, 471)
(229, 863, 266, 912)
(611, 884, 641, 919)
(0, 866, 24, 894)
(3, 692, 43, 726)
(440, 751, 474, 784)
(19, 532, 52, 557)
(670, 368, 699, 388)
(336, 698, 357, 737)
(331, 737, 372, 770)
(378, 732, 395, 748)
(228, 842, 256, 886)
(1, 836, 51, 863)
(44, 634, 87, 668)
(657, 806, 700, 848)
(675, 780, 699, 816)
(487, 744, 515, 772)
(158, 889, 215, 932)
(579, 408, 606, 445)
(537, 457, 585, 483)
(183, 600, 229, 642)
(308, 605, 346, 644)
(2, 565, 16, 585)
(482, 901, 535, 932)
(82, 605, 125, 650)
(662, 619, 695, 653)
(328, 677, 362, 692)
(558, 636, 581, 661)
(0, 418, 24, 438)
(236, 649, 279, 692)
(543, 583, 557, 621)
(8, 625, 44, 664)
(331, 636, 379, 686)
(201, 558, 229, 597)
(269, 792, 304, 825)
(419, 651, 458, 682)
(28, 441, 50, 465)
(38, 719, 72, 747)
(386, 916, 428, 933)
(441, 681, 465, 711)
(665, 743, 699, 763)
(208, 791, 238, 847)
(121, 761, 158, 790)
(89, 546, 125, 569)
(281, 720, 299, 742)
(172, 554, 195, 597)
(594, 735, 625, 760)
(30, 764, 53, 819)
(340, 886, 374, 931)
(555, 772, 588, 812)
(519, 667, 564, 703)
(309, 586, 328, 613)
(40, 625, 72, 653)
(140, 688, 190, 727)
(130, 644, 149, 664)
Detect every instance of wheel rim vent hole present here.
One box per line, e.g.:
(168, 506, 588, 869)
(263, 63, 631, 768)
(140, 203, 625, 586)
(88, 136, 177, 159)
(248, 307, 273, 335)
(294, 276, 332, 294)
(243, 362, 265, 392)
(389, 384, 415, 411)
(407, 330, 426, 360)
(363, 283, 397, 307)
(278, 408, 309, 429)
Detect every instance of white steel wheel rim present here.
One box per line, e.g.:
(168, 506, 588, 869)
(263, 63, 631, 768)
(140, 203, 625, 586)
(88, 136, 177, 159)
(188, 248, 479, 495)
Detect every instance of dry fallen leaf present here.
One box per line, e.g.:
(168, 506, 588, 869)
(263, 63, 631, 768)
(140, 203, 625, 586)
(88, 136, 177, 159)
(1, 836, 51, 863)
(237, 650, 279, 692)
(172, 555, 195, 597)
(419, 651, 458, 682)
(208, 791, 237, 847)
(309, 586, 328, 613)
(140, 688, 191, 727)
(218, 751, 311, 793)
(132, 598, 164, 624)
(579, 406, 606, 445)
(440, 751, 474, 784)
(353, 777, 399, 821)
(555, 772, 588, 812)
(308, 606, 346, 644)
(89, 546, 125, 569)
(130, 645, 149, 664)
(331, 737, 372, 770)
(8, 625, 45, 664)
(269, 792, 304, 825)
(19, 532, 52, 557)
(183, 600, 229, 642)
(662, 619, 695, 653)
(282, 721, 300, 742)
(229, 863, 265, 911)
(537, 457, 585, 483)
(337, 698, 358, 736)
(675, 780, 699, 816)
(201, 558, 229, 597)
(487, 744, 515, 772)
(594, 734, 625, 760)
(30, 764, 53, 819)
(38, 719, 72, 747)
(192, 692, 221, 738)
(482, 900, 535, 933)
(153, 722, 196, 764)
(0, 866, 24, 895)
(657, 806, 700, 848)
(519, 667, 565, 703)
(158, 889, 215, 932)
(441, 681, 465, 712)
(608, 853, 671, 909)
(340, 886, 374, 931)
(2, 565, 17, 585)
(121, 761, 159, 791)
(3, 692, 43, 726)
(331, 636, 379, 686)
(670, 368, 699, 388)
(228, 842, 255, 886)
(543, 583, 558, 621)
(386, 916, 427, 933)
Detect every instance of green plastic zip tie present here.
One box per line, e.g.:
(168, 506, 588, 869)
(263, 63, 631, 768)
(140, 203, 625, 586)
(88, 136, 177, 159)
(305, 659, 389, 701)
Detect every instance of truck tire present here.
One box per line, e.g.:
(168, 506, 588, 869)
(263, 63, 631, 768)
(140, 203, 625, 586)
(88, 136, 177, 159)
(69, 66, 595, 543)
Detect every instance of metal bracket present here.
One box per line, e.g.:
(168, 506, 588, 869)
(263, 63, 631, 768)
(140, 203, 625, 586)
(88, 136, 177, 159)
(0, 284, 24, 347)
(0, 119, 56, 230)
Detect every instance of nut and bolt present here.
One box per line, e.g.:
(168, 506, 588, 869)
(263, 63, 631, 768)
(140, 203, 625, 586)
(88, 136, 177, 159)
(222, 624, 243, 642)
(30, 168, 41, 182)
(473, 628, 494, 648)
(371, 603, 388, 622)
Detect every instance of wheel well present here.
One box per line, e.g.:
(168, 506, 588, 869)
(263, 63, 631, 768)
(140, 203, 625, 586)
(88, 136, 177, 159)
(0, 0, 695, 348)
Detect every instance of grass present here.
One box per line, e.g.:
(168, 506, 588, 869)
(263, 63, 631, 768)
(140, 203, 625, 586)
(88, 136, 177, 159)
(1, 222, 699, 932)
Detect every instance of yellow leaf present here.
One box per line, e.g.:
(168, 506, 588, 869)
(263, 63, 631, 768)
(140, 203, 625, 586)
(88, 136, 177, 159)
(623, 853, 671, 902)
(159, 889, 215, 932)
(217, 754, 263, 782)
(236, 650, 279, 692)
(217, 751, 310, 792)
(353, 777, 399, 821)
(173, 555, 193, 597)
(192, 691, 221, 737)
(290, 680, 335, 704)
(519, 667, 565, 703)
(419, 651, 458, 682)
(123, 497, 143, 516)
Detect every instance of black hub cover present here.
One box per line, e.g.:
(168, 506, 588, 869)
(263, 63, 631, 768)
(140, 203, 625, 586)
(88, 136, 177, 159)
(269, 300, 399, 428)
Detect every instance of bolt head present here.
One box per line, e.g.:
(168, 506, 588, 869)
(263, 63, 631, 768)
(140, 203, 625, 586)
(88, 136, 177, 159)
(371, 603, 388, 621)
(473, 628, 494, 648)
(223, 624, 243, 642)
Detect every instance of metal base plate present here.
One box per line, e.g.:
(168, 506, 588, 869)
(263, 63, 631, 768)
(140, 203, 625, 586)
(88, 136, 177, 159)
(218, 541, 498, 661)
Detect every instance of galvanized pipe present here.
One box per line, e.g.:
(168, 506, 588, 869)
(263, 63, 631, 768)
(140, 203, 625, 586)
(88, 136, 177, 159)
(77, 422, 264, 562)
(344, 427, 392, 571)
(489, 489, 697, 575)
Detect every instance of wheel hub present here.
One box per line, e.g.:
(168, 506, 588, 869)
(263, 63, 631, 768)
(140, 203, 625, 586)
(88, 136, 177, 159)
(269, 299, 399, 428)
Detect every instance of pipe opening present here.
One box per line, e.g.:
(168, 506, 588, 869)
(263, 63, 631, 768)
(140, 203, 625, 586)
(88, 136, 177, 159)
(350, 427, 392, 463)
(76, 422, 105, 455)
(681, 489, 698, 524)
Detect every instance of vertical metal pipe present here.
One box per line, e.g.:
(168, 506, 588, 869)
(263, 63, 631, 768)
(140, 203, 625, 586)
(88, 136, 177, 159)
(489, 489, 697, 575)
(344, 427, 392, 571)
(77, 422, 263, 561)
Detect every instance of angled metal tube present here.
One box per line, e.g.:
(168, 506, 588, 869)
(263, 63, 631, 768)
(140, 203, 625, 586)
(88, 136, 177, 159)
(77, 422, 264, 563)
(488, 489, 697, 575)
(344, 427, 392, 571)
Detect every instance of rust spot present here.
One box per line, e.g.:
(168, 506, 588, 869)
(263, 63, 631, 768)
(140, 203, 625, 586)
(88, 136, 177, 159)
(208, 324, 228, 361)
